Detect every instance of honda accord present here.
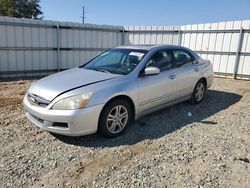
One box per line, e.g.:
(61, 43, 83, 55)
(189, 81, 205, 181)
(23, 45, 213, 137)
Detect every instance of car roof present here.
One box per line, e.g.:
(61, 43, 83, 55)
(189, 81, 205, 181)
(115, 45, 188, 51)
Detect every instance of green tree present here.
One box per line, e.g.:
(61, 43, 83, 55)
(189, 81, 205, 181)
(0, 0, 14, 17)
(0, 0, 43, 19)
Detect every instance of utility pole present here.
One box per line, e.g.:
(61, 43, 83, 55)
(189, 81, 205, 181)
(82, 5, 86, 24)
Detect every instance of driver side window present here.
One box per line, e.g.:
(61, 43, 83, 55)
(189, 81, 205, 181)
(147, 50, 173, 72)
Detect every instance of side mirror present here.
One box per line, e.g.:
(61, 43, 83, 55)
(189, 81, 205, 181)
(144, 66, 160, 75)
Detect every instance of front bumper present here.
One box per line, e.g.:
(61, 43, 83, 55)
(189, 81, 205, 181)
(23, 95, 104, 136)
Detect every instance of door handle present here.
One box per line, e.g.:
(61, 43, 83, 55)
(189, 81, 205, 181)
(168, 74, 176, 80)
(194, 67, 199, 72)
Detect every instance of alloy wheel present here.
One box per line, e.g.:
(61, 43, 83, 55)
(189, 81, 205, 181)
(195, 82, 205, 102)
(106, 105, 128, 134)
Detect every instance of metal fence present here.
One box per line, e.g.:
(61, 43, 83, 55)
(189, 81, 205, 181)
(0, 16, 124, 78)
(0, 17, 250, 79)
(125, 20, 250, 80)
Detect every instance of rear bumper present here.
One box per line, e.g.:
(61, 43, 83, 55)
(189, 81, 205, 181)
(207, 74, 213, 88)
(23, 95, 104, 136)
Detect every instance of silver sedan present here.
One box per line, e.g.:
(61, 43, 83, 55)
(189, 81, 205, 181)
(23, 45, 213, 137)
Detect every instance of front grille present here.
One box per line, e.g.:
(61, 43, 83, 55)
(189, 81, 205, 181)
(27, 93, 50, 107)
(29, 113, 44, 123)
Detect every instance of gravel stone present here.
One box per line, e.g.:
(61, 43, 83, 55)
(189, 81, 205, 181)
(0, 78, 249, 187)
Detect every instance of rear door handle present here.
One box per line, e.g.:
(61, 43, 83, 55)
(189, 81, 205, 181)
(168, 74, 176, 80)
(194, 67, 199, 72)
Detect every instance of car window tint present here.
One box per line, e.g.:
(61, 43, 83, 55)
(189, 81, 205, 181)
(147, 50, 173, 72)
(173, 50, 196, 68)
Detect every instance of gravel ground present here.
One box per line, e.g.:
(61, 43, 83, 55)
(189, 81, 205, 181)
(0, 78, 249, 188)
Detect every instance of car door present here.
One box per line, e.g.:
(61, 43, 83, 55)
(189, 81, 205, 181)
(137, 49, 178, 113)
(171, 49, 201, 98)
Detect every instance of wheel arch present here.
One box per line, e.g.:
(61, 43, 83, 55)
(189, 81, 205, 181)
(98, 95, 136, 125)
(199, 77, 207, 88)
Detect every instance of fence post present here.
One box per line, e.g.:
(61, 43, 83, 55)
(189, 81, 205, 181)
(233, 27, 244, 79)
(178, 28, 182, 45)
(56, 24, 61, 72)
(121, 28, 125, 46)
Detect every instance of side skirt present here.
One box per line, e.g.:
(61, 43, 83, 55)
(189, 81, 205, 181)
(135, 95, 191, 120)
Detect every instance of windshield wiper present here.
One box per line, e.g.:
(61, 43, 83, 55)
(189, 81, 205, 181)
(94, 69, 111, 74)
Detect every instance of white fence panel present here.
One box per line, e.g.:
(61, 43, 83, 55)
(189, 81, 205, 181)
(124, 25, 180, 45)
(125, 20, 250, 79)
(0, 16, 123, 78)
(0, 17, 249, 79)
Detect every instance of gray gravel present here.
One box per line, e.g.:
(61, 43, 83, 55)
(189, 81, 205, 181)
(0, 78, 249, 188)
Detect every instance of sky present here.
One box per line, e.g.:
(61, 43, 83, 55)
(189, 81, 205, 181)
(40, 0, 250, 26)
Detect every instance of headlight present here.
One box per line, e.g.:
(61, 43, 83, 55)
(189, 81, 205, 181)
(52, 93, 92, 110)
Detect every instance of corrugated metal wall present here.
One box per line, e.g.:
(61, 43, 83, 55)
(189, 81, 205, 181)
(126, 20, 250, 79)
(0, 16, 123, 78)
(0, 17, 250, 79)
(124, 25, 180, 45)
(181, 21, 250, 79)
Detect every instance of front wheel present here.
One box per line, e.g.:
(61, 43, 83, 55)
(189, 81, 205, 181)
(98, 99, 131, 137)
(191, 80, 206, 104)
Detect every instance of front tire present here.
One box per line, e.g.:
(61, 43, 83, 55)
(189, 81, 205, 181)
(191, 80, 206, 104)
(98, 99, 131, 137)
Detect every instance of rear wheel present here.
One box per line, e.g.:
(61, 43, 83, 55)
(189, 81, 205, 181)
(191, 80, 206, 104)
(98, 99, 131, 137)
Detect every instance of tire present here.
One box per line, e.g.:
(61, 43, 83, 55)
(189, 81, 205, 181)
(98, 99, 131, 137)
(191, 79, 206, 104)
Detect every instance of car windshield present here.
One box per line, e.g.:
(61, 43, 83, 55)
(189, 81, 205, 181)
(82, 49, 147, 75)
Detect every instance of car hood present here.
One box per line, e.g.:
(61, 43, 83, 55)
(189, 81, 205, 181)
(28, 68, 121, 101)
